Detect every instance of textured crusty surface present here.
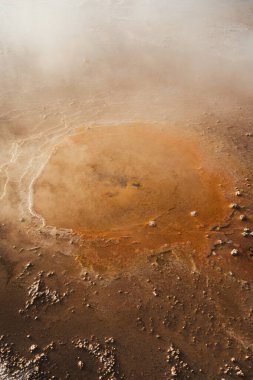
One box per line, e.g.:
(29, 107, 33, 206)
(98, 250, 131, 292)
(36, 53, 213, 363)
(0, 1, 253, 378)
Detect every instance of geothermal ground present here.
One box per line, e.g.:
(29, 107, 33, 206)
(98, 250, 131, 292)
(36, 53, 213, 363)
(0, 1, 253, 379)
(0, 105, 252, 380)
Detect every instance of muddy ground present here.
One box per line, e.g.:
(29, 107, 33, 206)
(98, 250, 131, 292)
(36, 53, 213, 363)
(0, 106, 252, 379)
(0, 1, 253, 379)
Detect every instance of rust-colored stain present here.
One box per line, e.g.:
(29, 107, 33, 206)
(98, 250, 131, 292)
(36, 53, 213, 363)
(33, 124, 233, 273)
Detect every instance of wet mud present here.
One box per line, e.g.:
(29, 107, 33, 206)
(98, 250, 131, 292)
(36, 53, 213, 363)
(0, 114, 252, 380)
(33, 123, 233, 273)
(0, 0, 253, 379)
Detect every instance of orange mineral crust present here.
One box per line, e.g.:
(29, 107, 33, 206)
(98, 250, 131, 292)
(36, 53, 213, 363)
(33, 124, 233, 272)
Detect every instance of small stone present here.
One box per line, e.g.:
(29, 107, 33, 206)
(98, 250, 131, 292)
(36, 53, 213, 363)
(236, 369, 244, 377)
(190, 211, 198, 217)
(171, 365, 177, 376)
(214, 239, 224, 246)
(231, 249, 239, 256)
(105, 337, 114, 343)
(47, 271, 55, 277)
(239, 214, 247, 221)
(77, 360, 84, 370)
(235, 190, 242, 197)
(29, 344, 38, 353)
(148, 220, 157, 227)
(229, 203, 240, 210)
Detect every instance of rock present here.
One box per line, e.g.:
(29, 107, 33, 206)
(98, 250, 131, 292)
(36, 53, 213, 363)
(229, 203, 240, 210)
(148, 220, 157, 227)
(105, 337, 115, 344)
(46, 271, 55, 277)
(171, 365, 177, 376)
(77, 360, 84, 370)
(27, 246, 41, 252)
(132, 182, 141, 188)
(231, 249, 239, 256)
(239, 214, 247, 221)
(214, 239, 224, 246)
(29, 344, 38, 353)
(190, 211, 198, 217)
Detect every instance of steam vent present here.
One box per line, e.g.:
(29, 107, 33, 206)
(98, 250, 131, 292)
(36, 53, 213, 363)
(0, 1, 253, 379)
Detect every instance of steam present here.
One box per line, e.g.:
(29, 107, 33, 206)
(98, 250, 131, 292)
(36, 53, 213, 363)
(1, 0, 253, 109)
(1, 0, 253, 224)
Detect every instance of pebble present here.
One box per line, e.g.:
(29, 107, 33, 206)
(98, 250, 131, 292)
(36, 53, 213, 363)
(231, 249, 239, 256)
(77, 360, 84, 370)
(229, 203, 240, 210)
(148, 220, 157, 227)
(190, 211, 198, 217)
(29, 344, 38, 353)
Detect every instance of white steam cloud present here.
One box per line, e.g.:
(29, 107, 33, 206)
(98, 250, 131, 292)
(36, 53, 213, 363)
(0, 0, 253, 123)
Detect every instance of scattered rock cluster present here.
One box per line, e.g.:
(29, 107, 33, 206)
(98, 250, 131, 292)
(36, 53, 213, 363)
(74, 337, 122, 379)
(219, 357, 245, 378)
(165, 344, 193, 379)
(0, 336, 50, 379)
(25, 272, 63, 310)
